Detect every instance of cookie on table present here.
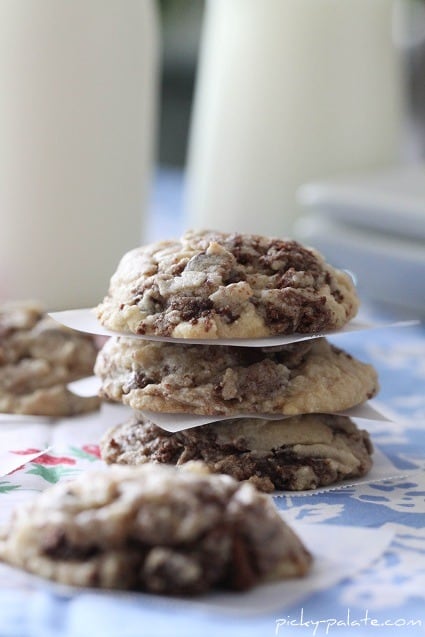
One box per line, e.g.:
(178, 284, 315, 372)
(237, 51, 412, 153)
(0, 464, 312, 594)
(95, 229, 359, 339)
(100, 413, 374, 493)
(0, 301, 100, 416)
(95, 337, 379, 416)
(0, 385, 100, 418)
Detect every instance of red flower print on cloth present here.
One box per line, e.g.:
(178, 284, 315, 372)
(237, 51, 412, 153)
(11, 449, 76, 466)
(68, 444, 101, 462)
(81, 444, 101, 459)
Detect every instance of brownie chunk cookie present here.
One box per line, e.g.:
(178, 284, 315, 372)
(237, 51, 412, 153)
(0, 301, 100, 416)
(96, 230, 359, 338)
(95, 337, 379, 416)
(100, 413, 374, 493)
(0, 464, 312, 594)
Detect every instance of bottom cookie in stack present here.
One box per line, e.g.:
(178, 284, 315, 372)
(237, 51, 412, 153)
(100, 412, 374, 493)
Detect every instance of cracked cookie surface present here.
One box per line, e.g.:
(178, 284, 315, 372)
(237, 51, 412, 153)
(95, 337, 379, 416)
(96, 230, 359, 338)
(0, 464, 312, 594)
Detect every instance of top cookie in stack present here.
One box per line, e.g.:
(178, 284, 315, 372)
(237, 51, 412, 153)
(95, 230, 376, 493)
(95, 229, 359, 339)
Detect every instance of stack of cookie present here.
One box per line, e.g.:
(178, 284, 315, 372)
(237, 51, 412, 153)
(94, 230, 378, 492)
(0, 301, 100, 416)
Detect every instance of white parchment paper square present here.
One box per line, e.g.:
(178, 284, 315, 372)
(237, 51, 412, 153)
(49, 308, 418, 348)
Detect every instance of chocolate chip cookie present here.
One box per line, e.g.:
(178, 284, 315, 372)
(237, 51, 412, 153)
(0, 464, 312, 593)
(100, 413, 373, 492)
(0, 301, 100, 416)
(94, 337, 378, 416)
(96, 229, 359, 338)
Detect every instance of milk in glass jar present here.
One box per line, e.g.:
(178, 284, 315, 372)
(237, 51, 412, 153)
(0, 0, 159, 309)
(185, 0, 405, 236)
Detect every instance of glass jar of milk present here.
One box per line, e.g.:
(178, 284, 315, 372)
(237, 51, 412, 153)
(0, 0, 159, 309)
(185, 0, 405, 237)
